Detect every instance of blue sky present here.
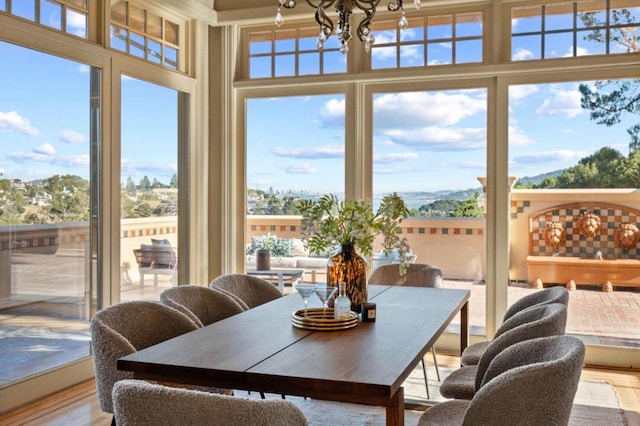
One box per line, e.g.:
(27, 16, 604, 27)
(0, 41, 177, 185)
(1, 9, 638, 194)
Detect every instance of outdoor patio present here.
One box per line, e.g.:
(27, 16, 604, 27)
(1, 268, 638, 387)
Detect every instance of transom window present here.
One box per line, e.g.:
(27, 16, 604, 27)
(110, 1, 180, 71)
(371, 12, 483, 69)
(0, 0, 88, 39)
(512, 0, 640, 60)
(247, 27, 347, 78)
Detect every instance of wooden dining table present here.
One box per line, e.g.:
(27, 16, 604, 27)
(118, 285, 470, 426)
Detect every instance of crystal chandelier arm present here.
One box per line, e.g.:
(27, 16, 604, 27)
(353, 0, 381, 41)
(387, 0, 404, 12)
(306, 0, 336, 35)
(281, 0, 297, 10)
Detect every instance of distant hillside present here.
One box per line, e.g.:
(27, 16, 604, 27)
(516, 170, 565, 187)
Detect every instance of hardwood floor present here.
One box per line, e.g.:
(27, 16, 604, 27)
(1, 355, 638, 426)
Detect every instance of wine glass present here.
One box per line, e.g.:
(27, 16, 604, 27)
(313, 285, 338, 310)
(294, 284, 317, 316)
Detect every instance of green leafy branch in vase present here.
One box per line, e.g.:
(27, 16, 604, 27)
(296, 193, 413, 272)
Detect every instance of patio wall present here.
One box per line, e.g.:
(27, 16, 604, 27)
(509, 189, 640, 282)
(247, 215, 486, 281)
(2, 189, 639, 300)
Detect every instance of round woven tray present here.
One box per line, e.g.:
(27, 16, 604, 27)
(291, 308, 358, 331)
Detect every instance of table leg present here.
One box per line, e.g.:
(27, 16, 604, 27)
(277, 273, 284, 293)
(460, 300, 469, 355)
(385, 387, 404, 426)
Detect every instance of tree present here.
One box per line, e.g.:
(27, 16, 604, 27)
(579, 9, 640, 152)
(44, 175, 90, 221)
(420, 199, 459, 217)
(448, 193, 484, 218)
(125, 177, 136, 195)
(282, 196, 299, 214)
(135, 203, 152, 217)
(139, 175, 151, 191)
(535, 147, 639, 189)
(169, 173, 177, 188)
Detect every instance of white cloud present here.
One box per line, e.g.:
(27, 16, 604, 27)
(508, 125, 536, 147)
(53, 154, 90, 168)
(562, 46, 590, 57)
(279, 162, 317, 174)
(67, 11, 86, 30)
(512, 48, 534, 61)
(374, 164, 425, 175)
(317, 90, 486, 133)
(509, 85, 539, 102)
(59, 129, 86, 144)
(575, 46, 589, 57)
(373, 91, 486, 129)
(512, 149, 588, 166)
(374, 152, 420, 163)
(8, 152, 51, 162)
(0, 111, 38, 136)
(384, 126, 486, 151)
(317, 98, 346, 128)
(535, 88, 583, 118)
(34, 143, 56, 155)
(121, 158, 177, 178)
(271, 145, 344, 159)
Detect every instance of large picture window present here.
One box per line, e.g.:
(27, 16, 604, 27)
(1, 0, 88, 38)
(110, 1, 181, 70)
(512, 0, 640, 60)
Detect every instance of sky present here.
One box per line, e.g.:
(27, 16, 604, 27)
(1, 5, 638, 194)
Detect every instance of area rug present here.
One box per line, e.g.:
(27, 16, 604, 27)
(236, 364, 626, 426)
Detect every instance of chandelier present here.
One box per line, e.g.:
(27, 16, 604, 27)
(275, 0, 421, 54)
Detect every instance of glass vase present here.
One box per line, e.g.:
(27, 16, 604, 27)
(327, 242, 367, 312)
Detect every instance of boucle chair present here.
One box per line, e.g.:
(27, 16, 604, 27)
(418, 335, 585, 426)
(160, 285, 245, 327)
(368, 263, 444, 398)
(113, 379, 309, 426)
(460, 285, 569, 366)
(209, 273, 282, 309)
(90, 301, 230, 421)
(438, 302, 567, 400)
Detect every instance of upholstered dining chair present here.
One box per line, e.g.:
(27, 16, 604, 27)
(112, 379, 309, 426)
(460, 285, 569, 367)
(438, 302, 568, 400)
(90, 301, 231, 424)
(368, 263, 444, 398)
(160, 285, 245, 327)
(209, 273, 283, 309)
(418, 335, 585, 426)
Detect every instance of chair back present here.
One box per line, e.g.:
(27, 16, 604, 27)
(113, 379, 309, 426)
(90, 301, 198, 413)
(210, 273, 282, 309)
(465, 335, 585, 426)
(474, 302, 568, 391)
(160, 285, 245, 327)
(490, 286, 569, 343)
(368, 263, 443, 288)
(503, 285, 569, 321)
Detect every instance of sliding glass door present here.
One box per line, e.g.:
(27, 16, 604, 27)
(119, 77, 180, 302)
(0, 41, 101, 386)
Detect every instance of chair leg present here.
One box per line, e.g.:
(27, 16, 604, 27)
(420, 358, 430, 399)
(260, 391, 266, 399)
(111, 415, 117, 426)
(431, 346, 441, 381)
